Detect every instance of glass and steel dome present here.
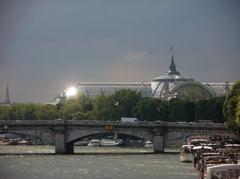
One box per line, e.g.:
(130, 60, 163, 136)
(152, 57, 193, 82)
(151, 56, 216, 101)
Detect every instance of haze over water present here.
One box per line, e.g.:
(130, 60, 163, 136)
(0, 146, 197, 179)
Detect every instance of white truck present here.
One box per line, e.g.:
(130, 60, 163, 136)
(121, 117, 138, 123)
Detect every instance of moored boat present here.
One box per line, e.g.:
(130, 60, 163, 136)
(188, 136, 209, 146)
(87, 139, 100, 147)
(144, 141, 153, 148)
(17, 139, 32, 145)
(180, 145, 194, 162)
(192, 146, 213, 152)
(205, 164, 240, 179)
(100, 139, 122, 147)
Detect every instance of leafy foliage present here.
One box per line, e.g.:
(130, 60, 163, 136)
(237, 96, 240, 126)
(58, 95, 93, 120)
(0, 89, 228, 123)
(92, 95, 114, 121)
(196, 97, 226, 123)
(35, 104, 59, 120)
(132, 97, 168, 121)
(110, 89, 142, 120)
(92, 89, 142, 121)
(168, 98, 195, 122)
(223, 81, 240, 133)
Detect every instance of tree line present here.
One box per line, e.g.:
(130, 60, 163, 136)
(0, 89, 226, 123)
(223, 81, 240, 134)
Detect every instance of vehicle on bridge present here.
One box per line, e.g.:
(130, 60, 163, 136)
(121, 117, 138, 123)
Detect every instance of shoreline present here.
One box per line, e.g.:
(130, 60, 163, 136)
(0, 145, 180, 155)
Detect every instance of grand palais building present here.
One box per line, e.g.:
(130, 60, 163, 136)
(53, 55, 233, 104)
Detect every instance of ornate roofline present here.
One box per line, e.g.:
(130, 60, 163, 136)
(166, 56, 180, 75)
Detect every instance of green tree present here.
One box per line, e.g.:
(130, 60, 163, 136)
(59, 99, 81, 119)
(78, 95, 93, 112)
(132, 97, 168, 121)
(110, 89, 142, 121)
(92, 95, 113, 121)
(196, 97, 226, 123)
(237, 96, 240, 125)
(0, 105, 11, 120)
(168, 99, 195, 122)
(22, 104, 38, 120)
(6, 104, 38, 120)
(224, 81, 240, 133)
(35, 104, 59, 120)
(59, 94, 94, 120)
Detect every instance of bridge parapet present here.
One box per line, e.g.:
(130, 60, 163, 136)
(0, 120, 236, 154)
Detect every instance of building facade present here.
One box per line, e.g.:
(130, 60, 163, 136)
(53, 57, 233, 104)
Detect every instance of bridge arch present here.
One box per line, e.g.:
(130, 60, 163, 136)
(66, 128, 153, 144)
(67, 132, 146, 146)
(0, 131, 44, 144)
(0, 129, 54, 144)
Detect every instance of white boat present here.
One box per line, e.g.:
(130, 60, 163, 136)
(224, 144, 240, 147)
(87, 139, 100, 147)
(205, 164, 240, 179)
(100, 139, 121, 147)
(180, 145, 194, 162)
(17, 139, 32, 145)
(144, 141, 153, 148)
(192, 146, 213, 151)
(187, 136, 209, 146)
(75, 140, 88, 146)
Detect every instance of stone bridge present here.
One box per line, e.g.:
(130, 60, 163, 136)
(0, 120, 237, 154)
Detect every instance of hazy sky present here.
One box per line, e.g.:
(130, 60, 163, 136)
(0, 0, 239, 103)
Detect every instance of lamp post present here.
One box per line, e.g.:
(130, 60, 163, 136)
(113, 101, 119, 121)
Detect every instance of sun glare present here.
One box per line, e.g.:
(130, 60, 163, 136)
(65, 86, 77, 97)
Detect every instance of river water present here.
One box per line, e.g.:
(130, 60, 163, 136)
(0, 146, 197, 179)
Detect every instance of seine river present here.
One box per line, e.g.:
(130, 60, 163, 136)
(0, 146, 197, 179)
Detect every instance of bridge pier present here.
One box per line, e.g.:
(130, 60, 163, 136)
(54, 126, 74, 154)
(55, 132, 67, 154)
(55, 132, 74, 154)
(153, 135, 164, 153)
(153, 128, 165, 153)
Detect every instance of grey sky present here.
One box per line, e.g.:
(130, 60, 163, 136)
(0, 0, 239, 103)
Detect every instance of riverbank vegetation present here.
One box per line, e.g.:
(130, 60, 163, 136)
(0, 88, 227, 123)
(224, 81, 240, 133)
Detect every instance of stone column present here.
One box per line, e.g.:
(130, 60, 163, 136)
(153, 135, 164, 153)
(153, 127, 165, 153)
(55, 131, 66, 154)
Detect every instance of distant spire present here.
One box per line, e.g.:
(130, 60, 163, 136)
(170, 46, 174, 56)
(5, 83, 10, 104)
(224, 81, 230, 96)
(167, 46, 180, 75)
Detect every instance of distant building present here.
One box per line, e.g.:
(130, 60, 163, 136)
(0, 84, 11, 105)
(151, 56, 214, 101)
(5, 84, 11, 104)
(53, 53, 234, 104)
